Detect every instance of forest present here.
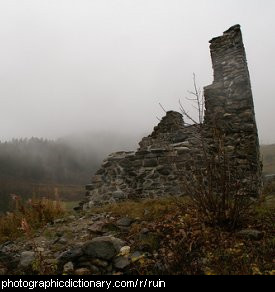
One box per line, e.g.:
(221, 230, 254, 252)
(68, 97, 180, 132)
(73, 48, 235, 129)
(0, 137, 100, 212)
(0, 133, 139, 213)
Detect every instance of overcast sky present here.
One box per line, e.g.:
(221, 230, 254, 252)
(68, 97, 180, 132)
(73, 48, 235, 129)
(0, 0, 274, 144)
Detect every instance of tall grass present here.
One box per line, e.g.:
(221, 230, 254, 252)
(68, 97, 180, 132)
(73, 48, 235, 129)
(0, 195, 65, 243)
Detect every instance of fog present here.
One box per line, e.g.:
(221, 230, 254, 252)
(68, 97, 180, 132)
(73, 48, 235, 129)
(0, 0, 275, 146)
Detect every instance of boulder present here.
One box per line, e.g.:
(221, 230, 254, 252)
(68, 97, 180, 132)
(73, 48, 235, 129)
(82, 236, 125, 260)
(58, 247, 83, 265)
(116, 217, 135, 227)
(19, 251, 35, 268)
(113, 256, 130, 270)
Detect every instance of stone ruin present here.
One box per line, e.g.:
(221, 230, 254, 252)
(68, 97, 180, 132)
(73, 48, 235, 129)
(79, 25, 262, 210)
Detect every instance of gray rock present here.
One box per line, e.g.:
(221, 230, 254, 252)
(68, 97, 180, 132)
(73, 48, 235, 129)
(58, 247, 83, 264)
(113, 256, 130, 270)
(143, 159, 158, 167)
(63, 261, 74, 274)
(0, 251, 19, 270)
(88, 222, 105, 234)
(54, 219, 64, 224)
(140, 228, 150, 234)
(83, 236, 125, 260)
(58, 237, 68, 245)
(157, 167, 171, 176)
(116, 217, 134, 227)
(236, 229, 264, 240)
(112, 191, 127, 200)
(19, 251, 35, 268)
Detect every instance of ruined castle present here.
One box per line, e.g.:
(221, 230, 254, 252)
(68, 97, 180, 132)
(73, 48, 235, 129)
(79, 25, 262, 210)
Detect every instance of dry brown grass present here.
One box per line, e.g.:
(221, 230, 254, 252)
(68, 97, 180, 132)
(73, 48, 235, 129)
(0, 195, 65, 243)
(89, 196, 190, 221)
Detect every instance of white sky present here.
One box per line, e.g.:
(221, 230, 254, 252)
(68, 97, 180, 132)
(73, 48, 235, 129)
(0, 0, 274, 143)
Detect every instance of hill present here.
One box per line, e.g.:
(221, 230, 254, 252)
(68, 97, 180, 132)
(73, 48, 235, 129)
(261, 144, 275, 175)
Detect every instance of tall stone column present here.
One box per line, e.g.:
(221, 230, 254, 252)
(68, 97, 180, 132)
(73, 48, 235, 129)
(204, 24, 262, 197)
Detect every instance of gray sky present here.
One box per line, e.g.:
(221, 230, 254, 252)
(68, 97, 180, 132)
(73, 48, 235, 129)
(0, 0, 274, 144)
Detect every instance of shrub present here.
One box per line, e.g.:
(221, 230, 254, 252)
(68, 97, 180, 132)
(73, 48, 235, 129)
(179, 75, 258, 229)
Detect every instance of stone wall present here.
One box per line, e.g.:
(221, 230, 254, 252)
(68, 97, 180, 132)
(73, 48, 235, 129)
(204, 24, 262, 197)
(79, 25, 262, 210)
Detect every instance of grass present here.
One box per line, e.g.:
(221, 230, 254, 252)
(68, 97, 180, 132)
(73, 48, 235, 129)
(261, 144, 275, 174)
(0, 180, 84, 213)
(89, 196, 190, 221)
(0, 196, 65, 243)
(87, 195, 275, 275)
(62, 201, 80, 212)
(0, 187, 274, 275)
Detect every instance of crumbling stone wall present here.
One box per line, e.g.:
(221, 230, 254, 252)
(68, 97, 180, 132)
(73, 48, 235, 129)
(204, 24, 262, 197)
(79, 25, 262, 210)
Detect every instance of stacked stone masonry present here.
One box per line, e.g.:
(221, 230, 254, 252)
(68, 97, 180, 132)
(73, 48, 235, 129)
(80, 25, 262, 210)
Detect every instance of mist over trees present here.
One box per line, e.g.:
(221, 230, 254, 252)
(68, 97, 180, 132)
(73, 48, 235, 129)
(0, 138, 96, 184)
(0, 132, 141, 212)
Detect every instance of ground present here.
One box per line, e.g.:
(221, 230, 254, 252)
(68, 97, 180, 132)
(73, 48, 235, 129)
(0, 195, 274, 275)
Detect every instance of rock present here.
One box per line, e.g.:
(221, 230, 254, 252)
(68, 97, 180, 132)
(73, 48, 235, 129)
(144, 209, 150, 216)
(55, 232, 63, 238)
(63, 261, 74, 274)
(74, 268, 91, 275)
(113, 256, 130, 270)
(236, 229, 264, 240)
(90, 258, 109, 268)
(175, 147, 190, 155)
(140, 228, 149, 234)
(0, 251, 19, 272)
(116, 217, 134, 227)
(130, 251, 144, 263)
(112, 191, 127, 200)
(35, 247, 44, 253)
(143, 159, 158, 168)
(19, 251, 35, 268)
(82, 236, 125, 260)
(78, 263, 100, 274)
(58, 247, 83, 264)
(88, 222, 105, 234)
(58, 237, 68, 245)
(120, 246, 131, 256)
(54, 219, 64, 224)
(157, 167, 171, 176)
(91, 214, 105, 221)
(106, 264, 113, 273)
